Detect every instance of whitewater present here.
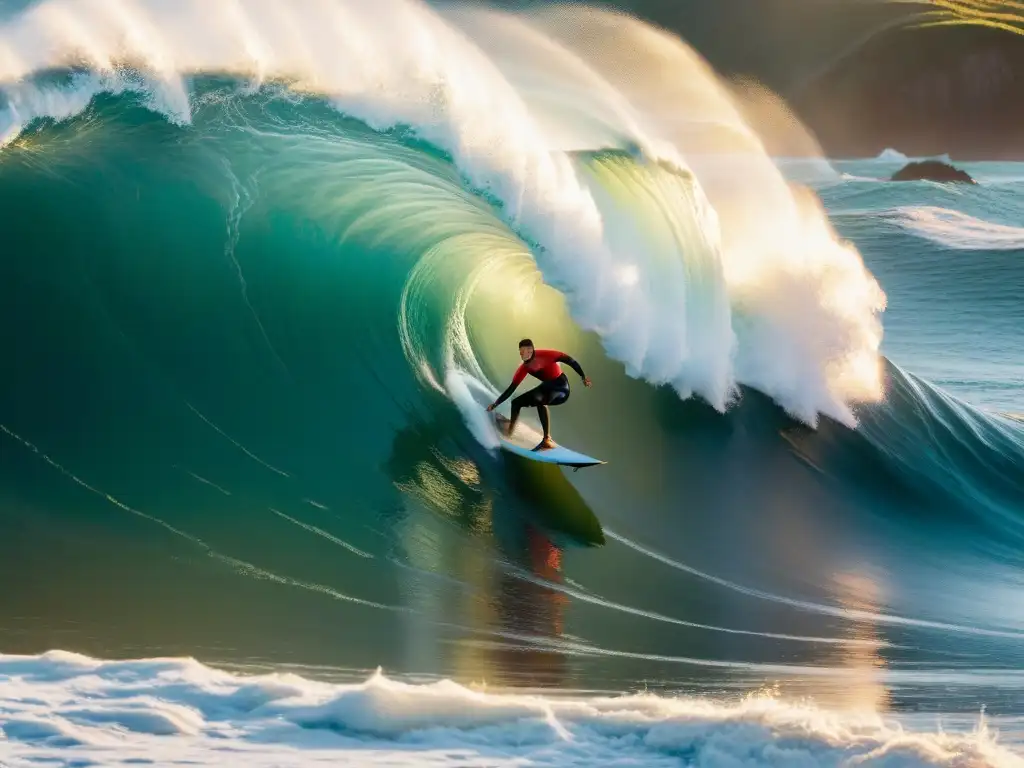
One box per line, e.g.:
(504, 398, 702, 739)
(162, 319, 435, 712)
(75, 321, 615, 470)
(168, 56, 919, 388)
(2, 651, 1021, 767)
(3, 1, 1024, 767)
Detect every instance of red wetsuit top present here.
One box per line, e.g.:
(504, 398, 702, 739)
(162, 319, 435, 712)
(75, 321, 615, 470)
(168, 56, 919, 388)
(492, 349, 586, 407)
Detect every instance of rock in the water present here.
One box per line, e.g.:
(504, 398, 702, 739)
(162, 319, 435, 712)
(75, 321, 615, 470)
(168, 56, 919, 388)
(891, 160, 975, 184)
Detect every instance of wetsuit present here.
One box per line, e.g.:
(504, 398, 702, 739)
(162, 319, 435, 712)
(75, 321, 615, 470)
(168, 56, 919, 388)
(492, 349, 587, 439)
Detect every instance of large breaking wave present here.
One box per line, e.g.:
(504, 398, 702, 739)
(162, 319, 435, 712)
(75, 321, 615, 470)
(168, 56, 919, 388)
(0, 0, 886, 427)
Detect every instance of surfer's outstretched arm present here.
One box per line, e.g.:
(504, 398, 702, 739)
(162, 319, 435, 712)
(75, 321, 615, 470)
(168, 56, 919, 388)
(556, 352, 592, 387)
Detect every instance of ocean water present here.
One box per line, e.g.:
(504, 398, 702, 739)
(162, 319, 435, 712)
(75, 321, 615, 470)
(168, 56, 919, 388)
(1, 1, 1024, 766)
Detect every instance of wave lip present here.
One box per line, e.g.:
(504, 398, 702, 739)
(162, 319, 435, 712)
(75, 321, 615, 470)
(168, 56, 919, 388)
(1, 651, 1020, 767)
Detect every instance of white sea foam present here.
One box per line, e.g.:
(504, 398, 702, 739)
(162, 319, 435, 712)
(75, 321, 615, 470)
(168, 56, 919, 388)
(877, 148, 909, 163)
(0, 0, 886, 427)
(890, 207, 1024, 251)
(874, 149, 954, 165)
(445, 369, 502, 451)
(1, 650, 1020, 767)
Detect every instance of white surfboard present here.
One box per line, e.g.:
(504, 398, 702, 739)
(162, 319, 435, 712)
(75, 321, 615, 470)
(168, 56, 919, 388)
(492, 414, 605, 469)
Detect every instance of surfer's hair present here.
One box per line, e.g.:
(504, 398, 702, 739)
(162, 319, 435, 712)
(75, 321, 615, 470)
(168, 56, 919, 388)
(518, 338, 534, 349)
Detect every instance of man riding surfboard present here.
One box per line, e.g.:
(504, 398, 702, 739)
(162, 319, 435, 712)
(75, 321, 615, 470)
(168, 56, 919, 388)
(486, 339, 591, 451)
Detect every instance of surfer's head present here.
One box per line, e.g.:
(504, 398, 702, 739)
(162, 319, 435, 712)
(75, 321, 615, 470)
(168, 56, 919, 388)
(518, 339, 534, 361)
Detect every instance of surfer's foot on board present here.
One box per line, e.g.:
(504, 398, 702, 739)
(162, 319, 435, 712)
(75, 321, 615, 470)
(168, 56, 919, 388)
(494, 414, 513, 436)
(533, 436, 557, 451)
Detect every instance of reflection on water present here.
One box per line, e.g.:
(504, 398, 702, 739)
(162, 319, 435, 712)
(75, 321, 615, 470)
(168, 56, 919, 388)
(830, 569, 890, 712)
(485, 526, 570, 687)
(384, 411, 605, 688)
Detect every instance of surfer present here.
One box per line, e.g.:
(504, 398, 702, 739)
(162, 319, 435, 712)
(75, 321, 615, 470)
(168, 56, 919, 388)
(486, 339, 591, 451)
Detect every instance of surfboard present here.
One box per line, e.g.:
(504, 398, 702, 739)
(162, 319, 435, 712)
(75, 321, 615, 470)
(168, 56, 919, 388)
(492, 414, 605, 469)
